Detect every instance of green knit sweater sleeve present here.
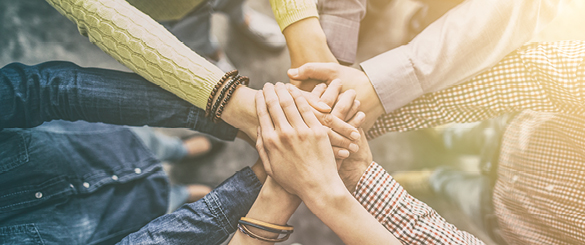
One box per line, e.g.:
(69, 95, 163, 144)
(45, 0, 223, 109)
(270, 0, 319, 31)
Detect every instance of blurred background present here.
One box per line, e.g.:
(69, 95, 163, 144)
(1, 0, 583, 244)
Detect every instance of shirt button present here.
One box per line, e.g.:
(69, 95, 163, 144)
(111, 175, 118, 181)
(134, 168, 142, 174)
(511, 175, 518, 183)
(35, 192, 43, 199)
(83, 182, 90, 188)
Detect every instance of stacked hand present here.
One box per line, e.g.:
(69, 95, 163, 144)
(288, 63, 386, 130)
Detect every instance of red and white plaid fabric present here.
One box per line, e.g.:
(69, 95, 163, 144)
(357, 41, 585, 244)
(354, 162, 484, 244)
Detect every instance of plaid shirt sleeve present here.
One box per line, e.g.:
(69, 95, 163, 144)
(367, 41, 585, 139)
(353, 162, 485, 244)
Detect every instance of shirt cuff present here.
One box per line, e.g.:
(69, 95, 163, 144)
(320, 14, 360, 65)
(353, 162, 406, 218)
(360, 46, 424, 113)
(202, 167, 263, 234)
(275, 6, 319, 32)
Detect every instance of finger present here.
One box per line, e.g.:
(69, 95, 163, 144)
(346, 100, 360, 122)
(347, 111, 366, 128)
(275, 82, 307, 129)
(320, 79, 342, 107)
(288, 85, 322, 128)
(294, 85, 331, 113)
(263, 83, 292, 130)
(328, 129, 359, 153)
(288, 62, 339, 82)
(256, 127, 272, 176)
(332, 146, 350, 160)
(330, 89, 357, 120)
(317, 111, 360, 141)
(255, 90, 274, 132)
(311, 83, 327, 97)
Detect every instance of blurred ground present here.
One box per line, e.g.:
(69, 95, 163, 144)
(2, 0, 584, 244)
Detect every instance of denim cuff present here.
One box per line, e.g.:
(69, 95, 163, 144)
(186, 106, 239, 141)
(201, 167, 262, 235)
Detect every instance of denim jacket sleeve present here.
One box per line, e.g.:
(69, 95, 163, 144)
(117, 167, 262, 245)
(0, 61, 238, 140)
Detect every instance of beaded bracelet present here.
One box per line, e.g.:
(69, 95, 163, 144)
(205, 70, 238, 117)
(238, 223, 291, 243)
(213, 76, 249, 123)
(209, 75, 240, 121)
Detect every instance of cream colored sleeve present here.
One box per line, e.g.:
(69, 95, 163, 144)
(45, 0, 224, 109)
(269, 0, 319, 31)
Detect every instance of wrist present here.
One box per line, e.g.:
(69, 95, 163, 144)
(303, 180, 353, 213)
(221, 86, 258, 139)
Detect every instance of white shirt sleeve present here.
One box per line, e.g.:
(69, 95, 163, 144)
(360, 0, 570, 113)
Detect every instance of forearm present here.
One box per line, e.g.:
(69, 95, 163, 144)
(284, 17, 337, 68)
(353, 162, 485, 244)
(367, 41, 585, 138)
(119, 167, 262, 245)
(229, 175, 300, 245)
(0, 61, 237, 139)
(303, 180, 401, 245)
(362, 0, 570, 113)
(45, 0, 224, 110)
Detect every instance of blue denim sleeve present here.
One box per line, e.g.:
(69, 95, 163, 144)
(0, 61, 238, 140)
(117, 167, 262, 245)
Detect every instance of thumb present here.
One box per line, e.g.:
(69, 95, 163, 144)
(288, 62, 339, 83)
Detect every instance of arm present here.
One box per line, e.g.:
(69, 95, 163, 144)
(118, 166, 263, 245)
(44, 0, 260, 137)
(367, 40, 585, 138)
(228, 175, 301, 245)
(339, 130, 484, 244)
(255, 83, 401, 244)
(361, 0, 571, 113)
(289, 0, 570, 128)
(0, 61, 237, 140)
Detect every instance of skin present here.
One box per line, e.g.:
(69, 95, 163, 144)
(229, 82, 363, 244)
(288, 63, 386, 130)
(248, 84, 401, 245)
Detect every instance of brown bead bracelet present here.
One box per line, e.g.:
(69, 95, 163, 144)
(213, 76, 249, 123)
(209, 75, 240, 121)
(205, 70, 238, 117)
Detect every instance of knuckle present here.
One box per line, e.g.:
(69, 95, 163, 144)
(321, 113, 334, 126)
(279, 97, 295, 108)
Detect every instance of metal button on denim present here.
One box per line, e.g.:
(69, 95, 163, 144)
(35, 192, 43, 199)
(112, 175, 118, 181)
(83, 182, 90, 188)
(134, 168, 141, 174)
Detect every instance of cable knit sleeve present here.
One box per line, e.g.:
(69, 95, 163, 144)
(269, 0, 319, 31)
(45, 0, 223, 109)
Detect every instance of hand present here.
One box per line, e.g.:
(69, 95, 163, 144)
(338, 128, 372, 193)
(255, 83, 343, 199)
(288, 63, 385, 130)
(298, 81, 365, 158)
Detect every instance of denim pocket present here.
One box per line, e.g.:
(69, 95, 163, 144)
(0, 130, 29, 175)
(0, 224, 43, 245)
(0, 177, 74, 214)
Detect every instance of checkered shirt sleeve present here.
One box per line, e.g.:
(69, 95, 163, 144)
(367, 41, 585, 139)
(353, 162, 484, 244)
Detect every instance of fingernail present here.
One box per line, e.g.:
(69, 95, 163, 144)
(338, 149, 350, 158)
(318, 102, 331, 110)
(350, 131, 361, 140)
(288, 69, 298, 77)
(349, 143, 359, 153)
